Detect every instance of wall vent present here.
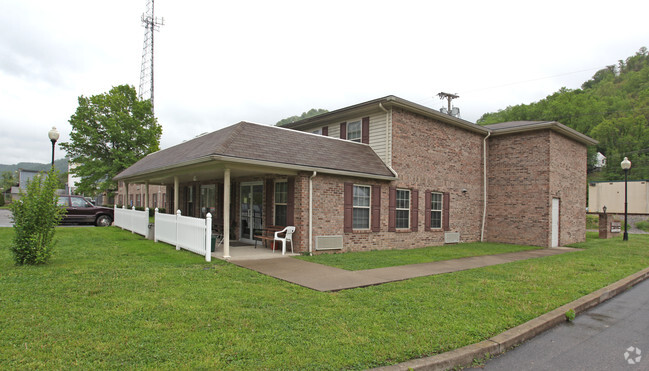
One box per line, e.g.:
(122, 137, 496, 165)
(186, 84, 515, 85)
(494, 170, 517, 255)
(445, 232, 460, 244)
(316, 235, 344, 251)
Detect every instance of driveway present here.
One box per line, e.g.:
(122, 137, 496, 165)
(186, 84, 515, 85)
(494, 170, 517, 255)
(0, 209, 12, 227)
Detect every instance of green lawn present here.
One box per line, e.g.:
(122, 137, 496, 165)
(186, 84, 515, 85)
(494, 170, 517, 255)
(1, 228, 649, 370)
(296, 242, 542, 270)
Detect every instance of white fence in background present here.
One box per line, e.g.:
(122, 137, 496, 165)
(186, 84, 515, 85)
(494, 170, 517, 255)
(154, 209, 212, 262)
(114, 206, 149, 236)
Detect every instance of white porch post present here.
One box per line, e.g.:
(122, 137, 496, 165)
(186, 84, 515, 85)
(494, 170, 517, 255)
(145, 181, 150, 209)
(223, 168, 231, 259)
(173, 176, 179, 214)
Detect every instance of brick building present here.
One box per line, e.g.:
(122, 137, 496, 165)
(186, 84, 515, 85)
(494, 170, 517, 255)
(114, 96, 596, 257)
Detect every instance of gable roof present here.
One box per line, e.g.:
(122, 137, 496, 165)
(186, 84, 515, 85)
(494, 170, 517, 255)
(482, 121, 598, 145)
(114, 121, 396, 181)
(283, 96, 597, 146)
(283, 95, 490, 135)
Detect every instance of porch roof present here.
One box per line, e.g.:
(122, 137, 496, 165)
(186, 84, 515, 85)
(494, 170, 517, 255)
(114, 121, 397, 182)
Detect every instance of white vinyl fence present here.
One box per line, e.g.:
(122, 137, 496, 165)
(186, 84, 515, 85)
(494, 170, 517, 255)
(154, 209, 212, 262)
(114, 206, 149, 236)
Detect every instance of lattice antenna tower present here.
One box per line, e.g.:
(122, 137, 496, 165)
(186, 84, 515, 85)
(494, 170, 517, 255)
(139, 0, 164, 113)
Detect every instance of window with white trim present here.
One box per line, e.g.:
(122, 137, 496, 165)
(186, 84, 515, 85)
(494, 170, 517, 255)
(396, 189, 410, 229)
(353, 185, 370, 229)
(431, 192, 442, 229)
(275, 181, 287, 226)
(347, 120, 361, 142)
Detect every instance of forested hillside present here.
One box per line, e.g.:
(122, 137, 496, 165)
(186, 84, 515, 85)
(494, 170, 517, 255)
(478, 47, 649, 181)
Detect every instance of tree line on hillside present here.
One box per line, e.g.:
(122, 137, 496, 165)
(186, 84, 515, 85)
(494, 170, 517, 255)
(478, 47, 649, 181)
(276, 108, 329, 126)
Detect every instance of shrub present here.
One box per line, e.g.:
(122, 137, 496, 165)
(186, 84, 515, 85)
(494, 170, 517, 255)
(565, 308, 576, 322)
(586, 214, 599, 229)
(9, 169, 64, 265)
(0, 192, 4, 206)
(635, 220, 649, 232)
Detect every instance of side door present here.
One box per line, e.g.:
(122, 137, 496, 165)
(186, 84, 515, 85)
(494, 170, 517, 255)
(70, 196, 95, 223)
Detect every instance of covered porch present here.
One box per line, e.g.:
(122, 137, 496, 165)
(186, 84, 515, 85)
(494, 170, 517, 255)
(121, 159, 302, 259)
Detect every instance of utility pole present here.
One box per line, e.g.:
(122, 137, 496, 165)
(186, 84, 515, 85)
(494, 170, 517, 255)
(139, 0, 164, 114)
(437, 92, 459, 114)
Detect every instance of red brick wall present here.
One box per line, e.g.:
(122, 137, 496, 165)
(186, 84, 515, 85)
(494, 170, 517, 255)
(303, 108, 487, 253)
(486, 131, 551, 246)
(550, 131, 587, 246)
(485, 130, 587, 247)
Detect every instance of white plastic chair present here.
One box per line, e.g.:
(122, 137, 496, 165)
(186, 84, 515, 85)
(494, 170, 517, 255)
(274, 226, 295, 255)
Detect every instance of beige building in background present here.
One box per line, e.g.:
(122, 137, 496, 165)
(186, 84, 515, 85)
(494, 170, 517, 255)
(588, 180, 649, 214)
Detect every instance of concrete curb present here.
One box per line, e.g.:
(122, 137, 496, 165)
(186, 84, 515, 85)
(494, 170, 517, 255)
(373, 266, 649, 371)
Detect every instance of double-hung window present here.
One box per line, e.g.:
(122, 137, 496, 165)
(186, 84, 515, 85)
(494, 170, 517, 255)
(396, 189, 410, 229)
(430, 192, 443, 229)
(347, 120, 362, 142)
(275, 181, 288, 226)
(352, 185, 370, 229)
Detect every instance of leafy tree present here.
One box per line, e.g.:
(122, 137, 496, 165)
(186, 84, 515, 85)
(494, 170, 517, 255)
(61, 85, 162, 196)
(276, 108, 329, 126)
(9, 169, 64, 265)
(477, 47, 649, 180)
(1, 170, 17, 191)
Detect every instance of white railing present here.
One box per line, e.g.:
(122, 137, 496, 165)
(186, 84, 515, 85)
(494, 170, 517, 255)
(114, 205, 149, 237)
(154, 209, 212, 262)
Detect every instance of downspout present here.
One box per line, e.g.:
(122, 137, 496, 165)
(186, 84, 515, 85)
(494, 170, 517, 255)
(480, 131, 491, 242)
(309, 171, 317, 255)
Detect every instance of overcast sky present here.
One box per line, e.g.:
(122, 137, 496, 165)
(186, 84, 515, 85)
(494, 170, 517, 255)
(1, 0, 647, 165)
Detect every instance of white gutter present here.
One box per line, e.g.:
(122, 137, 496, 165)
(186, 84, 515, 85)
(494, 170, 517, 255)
(309, 171, 317, 255)
(480, 131, 491, 242)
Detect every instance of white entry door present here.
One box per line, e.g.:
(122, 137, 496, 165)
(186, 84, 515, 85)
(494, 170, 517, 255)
(551, 198, 560, 247)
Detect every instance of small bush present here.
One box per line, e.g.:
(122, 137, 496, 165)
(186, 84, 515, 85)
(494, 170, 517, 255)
(635, 220, 649, 232)
(565, 308, 576, 322)
(0, 192, 5, 206)
(9, 169, 64, 265)
(586, 214, 599, 229)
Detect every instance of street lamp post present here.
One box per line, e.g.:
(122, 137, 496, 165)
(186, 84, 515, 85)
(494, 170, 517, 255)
(48, 127, 59, 168)
(621, 156, 631, 241)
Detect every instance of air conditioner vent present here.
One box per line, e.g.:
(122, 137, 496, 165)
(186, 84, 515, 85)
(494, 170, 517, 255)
(316, 235, 343, 251)
(445, 232, 460, 244)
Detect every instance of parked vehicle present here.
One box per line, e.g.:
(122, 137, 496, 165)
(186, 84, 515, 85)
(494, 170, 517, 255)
(57, 195, 114, 226)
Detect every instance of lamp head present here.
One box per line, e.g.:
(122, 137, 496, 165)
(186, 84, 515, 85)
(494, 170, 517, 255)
(48, 126, 60, 142)
(621, 157, 631, 170)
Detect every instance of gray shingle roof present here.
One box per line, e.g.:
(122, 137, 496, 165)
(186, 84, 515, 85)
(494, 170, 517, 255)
(483, 121, 598, 145)
(115, 121, 396, 180)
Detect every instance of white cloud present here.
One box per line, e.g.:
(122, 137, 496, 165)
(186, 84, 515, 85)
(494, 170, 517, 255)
(1, 0, 648, 165)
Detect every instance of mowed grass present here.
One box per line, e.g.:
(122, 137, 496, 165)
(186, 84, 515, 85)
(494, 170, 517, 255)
(296, 242, 542, 270)
(1, 228, 649, 370)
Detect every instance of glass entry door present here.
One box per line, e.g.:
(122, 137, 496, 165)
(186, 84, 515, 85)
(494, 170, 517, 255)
(240, 182, 263, 243)
(200, 185, 216, 218)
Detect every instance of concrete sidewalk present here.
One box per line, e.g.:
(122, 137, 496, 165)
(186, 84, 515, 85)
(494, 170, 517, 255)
(233, 247, 581, 292)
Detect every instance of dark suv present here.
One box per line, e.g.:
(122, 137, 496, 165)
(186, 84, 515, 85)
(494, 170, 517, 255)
(57, 195, 114, 227)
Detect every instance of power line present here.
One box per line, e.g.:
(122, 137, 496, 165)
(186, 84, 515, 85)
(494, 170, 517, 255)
(411, 65, 604, 110)
(462, 67, 602, 94)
